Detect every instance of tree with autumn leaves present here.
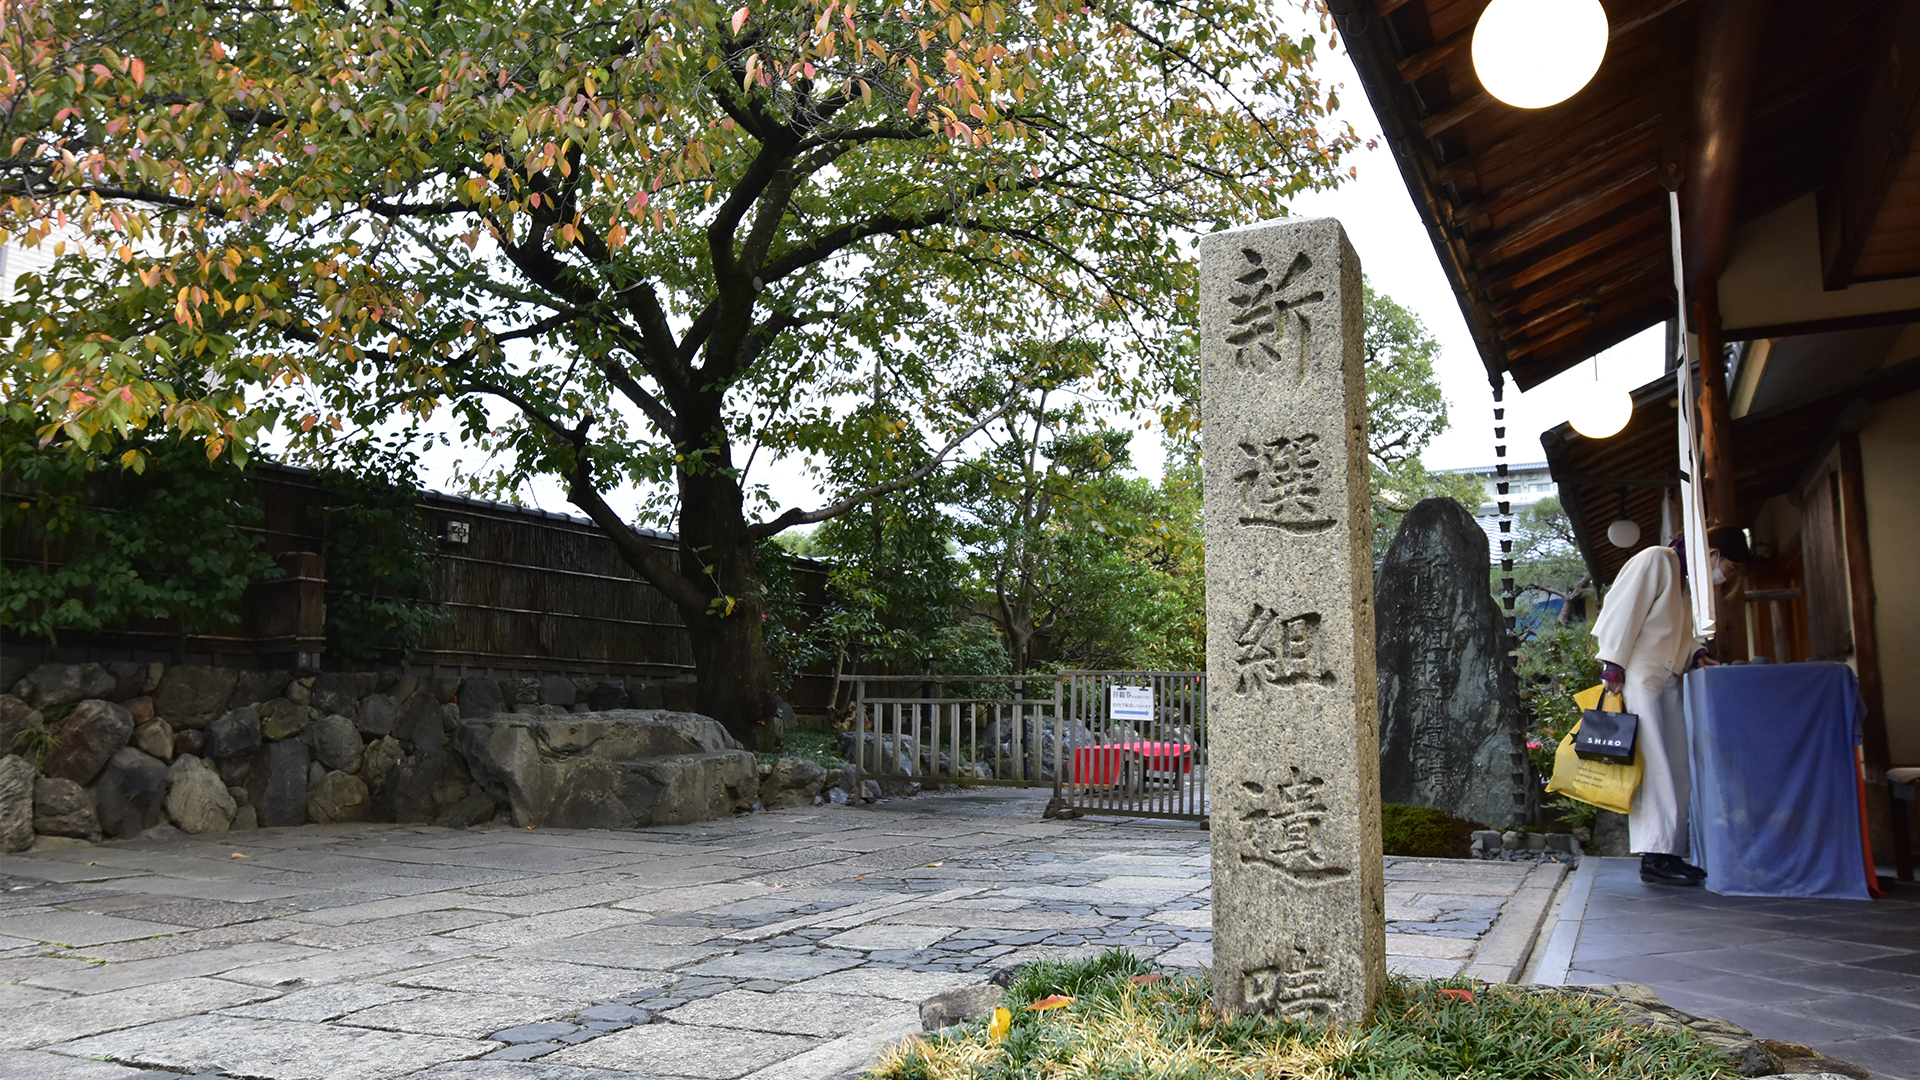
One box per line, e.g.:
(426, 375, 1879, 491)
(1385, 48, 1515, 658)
(0, 0, 1356, 742)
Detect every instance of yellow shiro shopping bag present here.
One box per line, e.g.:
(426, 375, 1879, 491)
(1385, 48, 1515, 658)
(1544, 684, 1645, 814)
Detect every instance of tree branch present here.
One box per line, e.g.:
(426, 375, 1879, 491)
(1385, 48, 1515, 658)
(746, 391, 1020, 539)
(565, 460, 710, 614)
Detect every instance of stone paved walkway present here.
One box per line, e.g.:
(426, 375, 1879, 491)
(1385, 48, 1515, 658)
(0, 789, 1546, 1080)
(1558, 858, 1920, 1080)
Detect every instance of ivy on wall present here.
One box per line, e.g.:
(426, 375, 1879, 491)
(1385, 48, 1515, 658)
(309, 433, 446, 666)
(0, 421, 280, 644)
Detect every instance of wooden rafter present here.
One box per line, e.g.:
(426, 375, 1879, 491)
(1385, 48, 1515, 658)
(1468, 163, 1662, 264)
(1819, 0, 1920, 287)
(1489, 239, 1668, 313)
(1497, 204, 1667, 292)
(1450, 113, 1661, 224)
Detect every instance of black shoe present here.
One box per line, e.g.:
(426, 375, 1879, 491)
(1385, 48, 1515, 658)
(1640, 854, 1704, 886)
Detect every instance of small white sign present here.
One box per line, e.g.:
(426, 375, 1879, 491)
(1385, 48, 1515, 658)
(1110, 686, 1154, 724)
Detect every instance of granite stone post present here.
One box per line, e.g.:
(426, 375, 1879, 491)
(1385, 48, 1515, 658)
(1201, 218, 1384, 1023)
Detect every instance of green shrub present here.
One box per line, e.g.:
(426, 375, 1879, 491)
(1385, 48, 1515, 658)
(1380, 803, 1483, 858)
(753, 727, 847, 769)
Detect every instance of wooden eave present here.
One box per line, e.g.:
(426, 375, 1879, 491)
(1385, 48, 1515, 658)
(1329, 0, 1904, 390)
(1543, 356, 1920, 584)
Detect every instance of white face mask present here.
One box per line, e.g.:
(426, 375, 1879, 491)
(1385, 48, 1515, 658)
(1710, 553, 1729, 585)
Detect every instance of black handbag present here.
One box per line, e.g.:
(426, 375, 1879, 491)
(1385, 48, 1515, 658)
(1574, 690, 1639, 764)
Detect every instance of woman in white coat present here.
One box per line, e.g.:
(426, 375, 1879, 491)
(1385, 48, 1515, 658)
(1591, 525, 1748, 886)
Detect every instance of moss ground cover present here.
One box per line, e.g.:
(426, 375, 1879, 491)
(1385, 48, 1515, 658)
(1380, 803, 1485, 859)
(869, 951, 1737, 1080)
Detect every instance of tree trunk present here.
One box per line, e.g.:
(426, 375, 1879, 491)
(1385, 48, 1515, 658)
(674, 460, 781, 748)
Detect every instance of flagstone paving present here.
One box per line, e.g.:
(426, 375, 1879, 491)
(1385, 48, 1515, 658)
(0, 789, 1544, 1079)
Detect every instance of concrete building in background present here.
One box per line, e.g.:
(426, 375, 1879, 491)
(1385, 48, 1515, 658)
(1434, 462, 1556, 562)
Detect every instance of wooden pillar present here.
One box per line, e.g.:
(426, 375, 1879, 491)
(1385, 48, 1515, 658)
(1838, 434, 1892, 780)
(1681, 0, 1762, 656)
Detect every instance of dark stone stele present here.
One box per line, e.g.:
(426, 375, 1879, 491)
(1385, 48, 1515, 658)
(1374, 497, 1530, 829)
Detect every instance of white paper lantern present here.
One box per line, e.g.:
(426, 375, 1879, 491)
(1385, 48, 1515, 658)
(1569, 380, 1633, 439)
(1473, 0, 1610, 109)
(1607, 518, 1641, 549)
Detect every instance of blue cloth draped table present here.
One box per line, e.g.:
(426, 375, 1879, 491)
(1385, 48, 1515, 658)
(1684, 662, 1870, 900)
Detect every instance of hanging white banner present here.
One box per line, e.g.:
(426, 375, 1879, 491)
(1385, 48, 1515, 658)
(1669, 191, 1717, 638)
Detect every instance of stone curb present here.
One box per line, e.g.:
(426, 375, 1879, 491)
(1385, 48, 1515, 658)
(1462, 861, 1566, 983)
(1524, 847, 1601, 984)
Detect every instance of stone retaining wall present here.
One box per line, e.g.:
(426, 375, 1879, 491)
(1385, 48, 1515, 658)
(0, 661, 760, 849)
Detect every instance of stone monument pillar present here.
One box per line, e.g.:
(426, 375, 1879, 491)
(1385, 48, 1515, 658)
(1201, 218, 1384, 1023)
(1376, 497, 1531, 829)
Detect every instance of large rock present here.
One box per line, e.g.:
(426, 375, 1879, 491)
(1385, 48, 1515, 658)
(457, 677, 506, 719)
(302, 714, 364, 773)
(153, 666, 240, 727)
(456, 710, 757, 829)
(537, 675, 577, 707)
(34, 776, 99, 839)
(0, 754, 37, 851)
(258, 697, 313, 741)
(0, 694, 42, 756)
(378, 750, 473, 823)
(760, 757, 829, 809)
(132, 718, 175, 763)
(838, 731, 917, 775)
(308, 770, 372, 824)
(42, 699, 135, 785)
(105, 661, 157, 701)
(391, 691, 445, 754)
(174, 727, 205, 758)
(1375, 497, 1529, 830)
(362, 736, 404, 794)
(94, 746, 170, 839)
(358, 693, 399, 737)
(13, 663, 117, 709)
(585, 681, 629, 711)
(249, 738, 312, 827)
(229, 670, 292, 710)
(920, 985, 1002, 1031)
(124, 696, 155, 725)
(205, 707, 263, 760)
(165, 754, 236, 833)
(309, 673, 361, 719)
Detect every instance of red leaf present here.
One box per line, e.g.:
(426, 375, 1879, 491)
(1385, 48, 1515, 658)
(1027, 994, 1074, 1011)
(1129, 974, 1164, 986)
(1438, 989, 1474, 1003)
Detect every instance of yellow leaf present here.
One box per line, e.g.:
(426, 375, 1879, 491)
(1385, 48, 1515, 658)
(1027, 994, 1073, 1011)
(987, 1007, 1010, 1042)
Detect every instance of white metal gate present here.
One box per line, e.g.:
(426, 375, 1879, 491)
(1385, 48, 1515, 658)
(849, 670, 1207, 821)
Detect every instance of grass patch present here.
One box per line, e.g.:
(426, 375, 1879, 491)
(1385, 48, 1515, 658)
(1380, 803, 1483, 859)
(870, 950, 1737, 1080)
(753, 726, 847, 768)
